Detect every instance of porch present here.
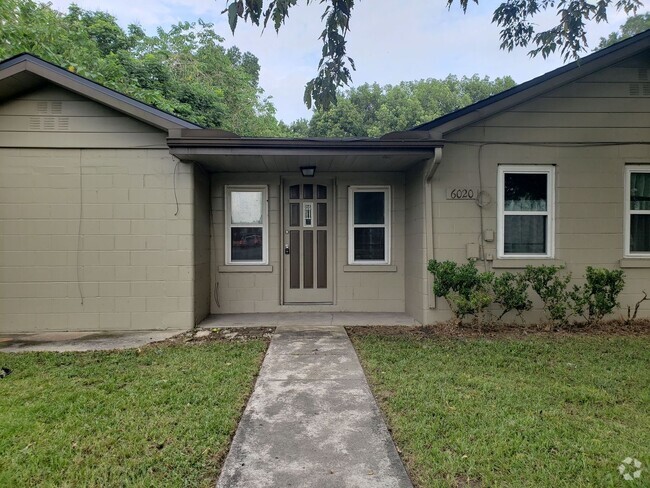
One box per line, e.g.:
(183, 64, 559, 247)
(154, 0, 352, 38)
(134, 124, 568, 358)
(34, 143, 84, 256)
(198, 311, 420, 328)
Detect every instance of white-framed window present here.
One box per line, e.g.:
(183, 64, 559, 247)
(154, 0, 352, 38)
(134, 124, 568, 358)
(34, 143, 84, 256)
(225, 185, 268, 265)
(625, 165, 650, 256)
(497, 165, 555, 258)
(348, 186, 391, 264)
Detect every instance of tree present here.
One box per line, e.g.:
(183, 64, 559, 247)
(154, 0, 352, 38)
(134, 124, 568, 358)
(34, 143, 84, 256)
(0, 0, 289, 136)
(597, 13, 650, 49)
(224, 0, 645, 110)
(299, 75, 516, 137)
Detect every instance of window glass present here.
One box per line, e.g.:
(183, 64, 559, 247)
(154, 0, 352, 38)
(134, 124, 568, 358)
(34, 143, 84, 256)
(630, 215, 650, 252)
(354, 192, 385, 224)
(504, 173, 547, 211)
(630, 173, 650, 211)
(354, 228, 385, 261)
(504, 215, 547, 254)
(231, 228, 264, 261)
(231, 191, 263, 225)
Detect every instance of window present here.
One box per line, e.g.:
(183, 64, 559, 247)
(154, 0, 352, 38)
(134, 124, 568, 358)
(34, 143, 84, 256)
(625, 165, 650, 256)
(497, 165, 555, 258)
(225, 186, 268, 264)
(348, 186, 390, 264)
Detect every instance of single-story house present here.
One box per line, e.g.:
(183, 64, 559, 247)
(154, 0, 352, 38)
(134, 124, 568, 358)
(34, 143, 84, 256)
(1, 30, 649, 332)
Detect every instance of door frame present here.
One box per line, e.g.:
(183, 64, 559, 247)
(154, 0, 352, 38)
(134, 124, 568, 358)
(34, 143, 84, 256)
(280, 176, 337, 305)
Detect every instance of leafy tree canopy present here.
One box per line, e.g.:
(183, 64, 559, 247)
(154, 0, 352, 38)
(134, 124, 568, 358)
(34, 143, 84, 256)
(224, 0, 645, 110)
(0, 0, 289, 135)
(285, 74, 516, 137)
(597, 12, 650, 49)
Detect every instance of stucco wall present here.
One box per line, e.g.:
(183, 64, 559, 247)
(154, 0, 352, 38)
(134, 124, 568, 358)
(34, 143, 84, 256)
(210, 172, 406, 314)
(0, 84, 196, 332)
(424, 52, 650, 323)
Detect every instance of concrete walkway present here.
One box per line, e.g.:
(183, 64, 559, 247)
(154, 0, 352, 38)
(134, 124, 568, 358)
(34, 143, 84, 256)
(217, 325, 412, 488)
(201, 312, 419, 328)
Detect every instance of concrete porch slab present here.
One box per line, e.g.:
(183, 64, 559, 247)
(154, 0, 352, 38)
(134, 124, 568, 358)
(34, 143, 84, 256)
(0, 330, 184, 353)
(200, 312, 420, 328)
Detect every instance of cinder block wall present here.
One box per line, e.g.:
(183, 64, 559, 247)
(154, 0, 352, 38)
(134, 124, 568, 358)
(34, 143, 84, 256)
(0, 85, 196, 332)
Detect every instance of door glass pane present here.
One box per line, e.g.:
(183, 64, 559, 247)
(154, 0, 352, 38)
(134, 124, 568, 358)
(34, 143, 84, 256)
(354, 192, 385, 224)
(504, 173, 547, 211)
(630, 214, 650, 252)
(289, 185, 300, 200)
(303, 184, 314, 199)
(630, 173, 650, 210)
(317, 185, 327, 199)
(231, 227, 263, 261)
(354, 228, 385, 260)
(504, 215, 547, 254)
(231, 191, 263, 224)
(290, 203, 300, 227)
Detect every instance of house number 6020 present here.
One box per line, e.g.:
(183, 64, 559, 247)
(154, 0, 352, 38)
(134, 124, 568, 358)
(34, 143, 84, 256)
(446, 188, 477, 200)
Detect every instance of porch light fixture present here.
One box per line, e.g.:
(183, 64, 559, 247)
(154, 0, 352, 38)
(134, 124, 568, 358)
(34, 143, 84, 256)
(300, 166, 316, 177)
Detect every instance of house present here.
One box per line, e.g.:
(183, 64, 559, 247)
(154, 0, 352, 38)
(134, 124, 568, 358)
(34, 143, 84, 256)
(1, 30, 649, 332)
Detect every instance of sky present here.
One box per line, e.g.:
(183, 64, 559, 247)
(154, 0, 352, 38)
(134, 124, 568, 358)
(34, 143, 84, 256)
(48, 0, 643, 123)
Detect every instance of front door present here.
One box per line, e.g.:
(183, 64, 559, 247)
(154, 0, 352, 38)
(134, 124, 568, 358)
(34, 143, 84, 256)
(283, 179, 334, 304)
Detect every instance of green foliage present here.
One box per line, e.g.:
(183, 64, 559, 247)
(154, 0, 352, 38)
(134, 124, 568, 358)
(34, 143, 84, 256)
(523, 265, 572, 325)
(0, 0, 288, 136)
(427, 259, 494, 322)
(225, 0, 644, 109)
(302, 75, 516, 137)
(493, 271, 533, 321)
(570, 267, 626, 324)
(597, 13, 650, 49)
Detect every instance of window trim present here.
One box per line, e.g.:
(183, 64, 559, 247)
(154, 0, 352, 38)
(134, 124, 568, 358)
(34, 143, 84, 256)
(624, 164, 650, 258)
(497, 165, 555, 259)
(348, 186, 391, 265)
(225, 185, 269, 265)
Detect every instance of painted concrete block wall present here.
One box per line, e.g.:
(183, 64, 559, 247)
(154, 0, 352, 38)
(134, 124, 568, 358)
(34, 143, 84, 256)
(210, 172, 406, 314)
(0, 84, 196, 332)
(425, 54, 650, 323)
(404, 161, 429, 324)
(193, 166, 212, 324)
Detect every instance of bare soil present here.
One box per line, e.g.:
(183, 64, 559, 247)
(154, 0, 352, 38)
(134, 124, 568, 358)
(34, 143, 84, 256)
(162, 327, 275, 345)
(346, 319, 650, 340)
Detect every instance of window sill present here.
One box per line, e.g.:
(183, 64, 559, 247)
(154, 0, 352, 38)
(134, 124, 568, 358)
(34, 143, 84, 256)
(343, 264, 397, 272)
(491, 258, 565, 269)
(619, 258, 650, 268)
(218, 265, 273, 273)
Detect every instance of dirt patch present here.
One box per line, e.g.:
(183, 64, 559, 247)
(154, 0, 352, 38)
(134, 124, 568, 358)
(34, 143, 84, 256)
(162, 327, 275, 346)
(347, 319, 650, 340)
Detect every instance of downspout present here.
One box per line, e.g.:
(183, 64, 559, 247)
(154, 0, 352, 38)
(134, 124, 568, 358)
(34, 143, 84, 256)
(424, 147, 443, 312)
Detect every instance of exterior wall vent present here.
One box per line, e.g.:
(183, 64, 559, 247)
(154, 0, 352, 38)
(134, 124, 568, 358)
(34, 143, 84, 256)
(630, 83, 640, 96)
(639, 68, 648, 81)
(36, 101, 48, 114)
(643, 83, 650, 97)
(43, 117, 56, 130)
(51, 101, 63, 114)
(57, 117, 70, 130)
(28, 117, 41, 130)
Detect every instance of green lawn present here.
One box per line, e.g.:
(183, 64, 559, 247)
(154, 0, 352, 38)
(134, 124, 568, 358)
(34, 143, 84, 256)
(0, 340, 267, 487)
(350, 331, 649, 487)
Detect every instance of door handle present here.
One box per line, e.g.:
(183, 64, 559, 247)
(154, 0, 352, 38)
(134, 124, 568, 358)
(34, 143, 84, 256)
(284, 244, 290, 255)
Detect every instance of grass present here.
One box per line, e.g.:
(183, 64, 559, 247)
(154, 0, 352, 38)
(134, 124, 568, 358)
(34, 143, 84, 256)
(0, 340, 267, 487)
(350, 332, 650, 487)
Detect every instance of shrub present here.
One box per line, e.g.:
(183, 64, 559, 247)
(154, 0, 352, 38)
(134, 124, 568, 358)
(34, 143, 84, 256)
(493, 272, 533, 321)
(571, 267, 625, 324)
(523, 265, 572, 325)
(427, 259, 494, 324)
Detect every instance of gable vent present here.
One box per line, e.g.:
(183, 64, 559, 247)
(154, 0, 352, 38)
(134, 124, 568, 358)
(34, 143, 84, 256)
(43, 118, 56, 130)
(28, 117, 41, 130)
(644, 83, 650, 96)
(57, 117, 70, 130)
(36, 101, 48, 114)
(630, 83, 640, 96)
(639, 68, 648, 81)
(51, 101, 63, 114)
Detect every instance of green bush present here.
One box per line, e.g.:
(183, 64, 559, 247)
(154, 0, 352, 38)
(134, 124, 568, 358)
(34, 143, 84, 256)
(523, 265, 572, 325)
(427, 259, 494, 323)
(493, 272, 533, 321)
(570, 267, 625, 324)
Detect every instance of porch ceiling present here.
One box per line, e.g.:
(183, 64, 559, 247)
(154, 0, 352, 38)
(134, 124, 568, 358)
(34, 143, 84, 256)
(167, 130, 441, 173)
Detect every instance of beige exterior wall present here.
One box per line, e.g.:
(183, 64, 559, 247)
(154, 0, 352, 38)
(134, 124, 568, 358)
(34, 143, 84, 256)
(193, 166, 211, 324)
(210, 172, 406, 314)
(0, 84, 196, 332)
(425, 53, 650, 323)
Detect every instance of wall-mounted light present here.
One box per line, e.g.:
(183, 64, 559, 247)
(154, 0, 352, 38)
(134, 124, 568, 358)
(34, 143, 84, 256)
(300, 166, 316, 177)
